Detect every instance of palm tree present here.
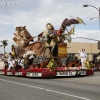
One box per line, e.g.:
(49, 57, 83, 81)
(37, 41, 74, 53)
(0, 40, 8, 55)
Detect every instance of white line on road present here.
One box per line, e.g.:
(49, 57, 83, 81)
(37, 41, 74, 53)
(0, 78, 91, 100)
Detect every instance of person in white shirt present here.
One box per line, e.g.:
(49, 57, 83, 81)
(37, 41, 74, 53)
(78, 49, 88, 66)
(7, 52, 13, 70)
(7, 52, 13, 63)
(7, 57, 15, 71)
(19, 56, 24, 69)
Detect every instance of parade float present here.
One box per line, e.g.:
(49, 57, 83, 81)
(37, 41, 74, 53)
(0, 17, 94, 77)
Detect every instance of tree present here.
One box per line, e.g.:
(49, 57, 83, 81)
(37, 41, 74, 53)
(0, 40, 8, 55)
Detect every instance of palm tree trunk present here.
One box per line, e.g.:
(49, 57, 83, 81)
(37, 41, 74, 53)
(4, 46, 5, 56)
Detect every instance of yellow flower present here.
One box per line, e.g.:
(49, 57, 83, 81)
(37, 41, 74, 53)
(46, 58, 57, 71)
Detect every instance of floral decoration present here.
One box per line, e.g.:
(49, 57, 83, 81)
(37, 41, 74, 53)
(47, 58, 57, 71)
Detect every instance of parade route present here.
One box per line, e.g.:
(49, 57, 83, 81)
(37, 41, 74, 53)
(0, 72, 100, 100)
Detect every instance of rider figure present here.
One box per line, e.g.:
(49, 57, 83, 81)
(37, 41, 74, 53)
(43, 23, 55, 46)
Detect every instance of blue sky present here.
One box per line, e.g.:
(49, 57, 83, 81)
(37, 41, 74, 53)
(0, 0, 100, 52)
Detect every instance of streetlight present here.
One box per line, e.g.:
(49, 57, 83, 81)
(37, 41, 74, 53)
(83, 5, 100, 30)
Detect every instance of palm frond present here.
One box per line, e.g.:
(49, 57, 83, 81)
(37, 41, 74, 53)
(0, 40, 8, 46)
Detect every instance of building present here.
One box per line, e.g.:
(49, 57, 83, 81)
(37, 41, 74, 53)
(67, 42, 100, 61)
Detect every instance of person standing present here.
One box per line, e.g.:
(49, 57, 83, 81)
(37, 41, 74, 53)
(78, 49, 88, 66)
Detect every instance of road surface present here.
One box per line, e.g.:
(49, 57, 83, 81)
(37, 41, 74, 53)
(0, 72, 100, 100)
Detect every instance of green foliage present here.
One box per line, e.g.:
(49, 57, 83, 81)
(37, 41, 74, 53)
(0, 40, 8, 55)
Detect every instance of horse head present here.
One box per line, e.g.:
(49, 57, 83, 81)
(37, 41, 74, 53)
(15, 26, 20, 31)
(19, 26, 32, 39)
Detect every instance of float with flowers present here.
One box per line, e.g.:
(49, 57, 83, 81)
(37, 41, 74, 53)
(0, 17, 94, 78)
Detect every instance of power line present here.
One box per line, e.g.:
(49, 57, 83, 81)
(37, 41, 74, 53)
(72, 37, 99, 41)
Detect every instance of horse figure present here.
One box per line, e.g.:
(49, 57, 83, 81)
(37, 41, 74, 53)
(13, 26, 34, 47)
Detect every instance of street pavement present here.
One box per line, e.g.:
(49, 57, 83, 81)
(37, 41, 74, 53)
(0, 72, 100, 100)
